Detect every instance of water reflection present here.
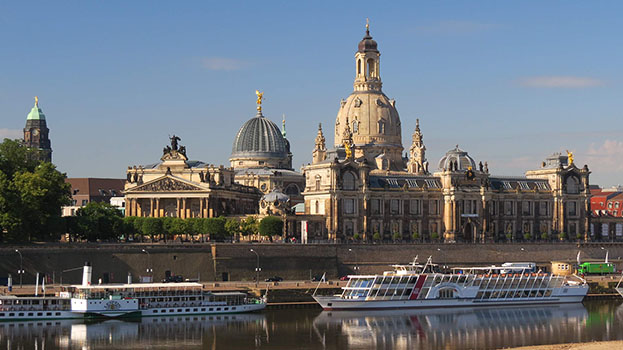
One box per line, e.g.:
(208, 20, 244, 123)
(0, 302, 622, 349)
(313, 304, 593, 349)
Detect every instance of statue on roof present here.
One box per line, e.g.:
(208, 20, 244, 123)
(566, 150, 574, 165)
(256, 90, 264, 112)
(170, 135, 181, 151)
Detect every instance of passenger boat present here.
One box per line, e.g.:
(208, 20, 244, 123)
(313, 257, 588, 310)
(0, 264, 265, 321)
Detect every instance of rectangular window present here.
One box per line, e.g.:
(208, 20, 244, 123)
(71, 199, 77, 206)
(81, 199, 88, 206)
(371, 199, 381, 215)
(519, 182, 530, 190)
(568, 201, 577, 216)
(502, 181, 512, 190)
(522, 202, 531, 216)
(344, 199, 355, 214)
(391, 199, 400, 214)
(539, 202, 549, 216)
(489, 201, 496, 216)
(406, 179, 418, 188)
(505, 201, 514, 216)
(425, 179, 439, 188)
(429, 200, 439, 215)
(410, 200, 421, 215)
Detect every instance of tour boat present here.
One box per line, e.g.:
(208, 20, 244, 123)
(0, 264, 265, 321)
(313, 257, 588, 310)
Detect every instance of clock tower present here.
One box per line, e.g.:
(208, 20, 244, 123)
(23, 96, 52, 162)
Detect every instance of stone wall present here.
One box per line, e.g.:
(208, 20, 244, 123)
(0, 243, 620, 284)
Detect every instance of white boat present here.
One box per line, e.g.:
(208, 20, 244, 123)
(0, 264, 265, 321)
(615, 273, 623, 298)
(313, 256, 588, 310)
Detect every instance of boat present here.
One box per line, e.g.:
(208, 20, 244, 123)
(313, 256, 588, 310)
(0, 263, 265, 321)
(615, 273, 623, 298)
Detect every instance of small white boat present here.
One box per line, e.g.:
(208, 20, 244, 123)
(314, 256, 588, 311)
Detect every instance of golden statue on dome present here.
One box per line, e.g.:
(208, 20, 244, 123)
(566, 150, 574, 165)
(255, 90, 264, 112)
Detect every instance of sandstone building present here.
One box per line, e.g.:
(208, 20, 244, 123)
(301, 26, 591, 243)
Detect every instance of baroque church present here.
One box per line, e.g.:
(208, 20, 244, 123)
(301, 25, 591, 243)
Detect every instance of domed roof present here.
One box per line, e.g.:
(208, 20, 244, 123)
(231, 111, 288, 159)
(438, 145, 476, 171)
(358, 29, 378, 53)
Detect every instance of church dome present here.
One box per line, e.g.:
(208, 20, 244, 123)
(358, 29, 378, 53)
(438, 145, 476, 171)
(230, 111, 289, 169)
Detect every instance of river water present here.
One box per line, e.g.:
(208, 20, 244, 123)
(1, 300, 621, 350)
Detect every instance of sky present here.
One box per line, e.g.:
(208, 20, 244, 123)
(1, 1, 622, 186)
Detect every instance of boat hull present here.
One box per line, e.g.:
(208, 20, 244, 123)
(313, 293, 587, 311)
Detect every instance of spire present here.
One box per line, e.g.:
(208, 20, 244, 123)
(407, 118, 428, 175)
(34, 96, 39, 107)
(354, 19, 381, 92)
(312, 123, 327, 164)
(281, 114, 287, 137)
(27, 96, 46, 120)
(366, 18, 370, 36)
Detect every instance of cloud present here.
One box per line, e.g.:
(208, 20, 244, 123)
(415, 20, 495, 35)
(201, 57, 250, 71)
(519, 76, 604, 88)
(0, 128, 22, 140)
(584, 140, 623, 173)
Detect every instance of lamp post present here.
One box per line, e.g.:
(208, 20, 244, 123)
(250, 249, 260, 287)
(142, 249, 153, 281)
(15, 249, 23, 288)
(348, 248, 359, 272)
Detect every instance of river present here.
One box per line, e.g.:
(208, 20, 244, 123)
(1, 300, 621, 349)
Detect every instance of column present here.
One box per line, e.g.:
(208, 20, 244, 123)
(176, 198, 181, 218)
(150, 198, 155, 217)
(200, 197, 204, 218)
(155, 198, 160, 218)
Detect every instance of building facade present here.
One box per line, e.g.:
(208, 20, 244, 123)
(124, 136, 260, 218)
(302, 26, 591, 243)
(23, 97, 52, 162)
(62, 178, 126, 216)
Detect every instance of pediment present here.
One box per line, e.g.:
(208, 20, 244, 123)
(128, 176, 204, 192)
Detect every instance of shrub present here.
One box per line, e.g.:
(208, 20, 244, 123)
(392, 232, 401, 241)
(431, 232, 439, 241)
(372, 232, 381, 241)
(412, 232, 420, 241)
(353, 233, 361, 241)
(540, 232, 549, 241)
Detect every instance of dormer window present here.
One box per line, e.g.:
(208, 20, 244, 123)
(378, 120, 385, 134)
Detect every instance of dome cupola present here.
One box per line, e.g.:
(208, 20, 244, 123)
(230, 91, 292, 170)
(438, 145, 476, 171)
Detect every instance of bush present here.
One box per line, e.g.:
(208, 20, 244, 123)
(392, 232, 401, 241)
(372, 232, 381, 241)
(523, 233, 532, 241)
(411, 232, 420, 241)
(353, 233, 361, 241)
(576, 233, 583, 241)
(540, 232, 549, 241)
(559, 232, 567, 240)
(431, 232, 439, 241)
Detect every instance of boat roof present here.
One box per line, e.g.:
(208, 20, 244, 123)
(0, 295, 66, 300)
(70, 282, 204, 290)
(451, 266, 537, 271)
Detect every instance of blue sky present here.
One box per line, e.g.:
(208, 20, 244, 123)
(2, 1, 622, 186)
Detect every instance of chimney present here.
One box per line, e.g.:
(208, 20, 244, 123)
(82, 262, 92, 287)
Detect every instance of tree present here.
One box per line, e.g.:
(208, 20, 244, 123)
(76, 202, 123, 241)
(204, 217, 227, 241)
(240, 216, 259, 237)
(225, 218, 240, 240)
(0, 139, 71, 241)
(142, 217, 163, 242)
(259, 216, 283, 240)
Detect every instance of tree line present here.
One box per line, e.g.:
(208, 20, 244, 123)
(68, 202, 284, 242)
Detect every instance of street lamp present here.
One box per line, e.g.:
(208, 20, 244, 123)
(142, 249, 153, 280)
(348, 248, 359, 272)
(15, 249, 23, 288)
(250, 249, 260, 287)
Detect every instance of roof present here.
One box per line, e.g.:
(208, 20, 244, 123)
(26, 100, 46, 121)
(369, 175, 442, 189)
(234, 167, 301, 177)
(141, 160, 207, 170)
(66, 178, 126, 198)
(231, 111, 288, 159)
(71, 282, 203, 290)
(489, 177, 550, 192)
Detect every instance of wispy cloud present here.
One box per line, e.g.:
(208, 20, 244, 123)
(201, 57, 250, 71)
(584, 140, 623, 174)
(0, 128, 22, 140)
(519, 76, 604, 88)
(415, 20, 495, 35)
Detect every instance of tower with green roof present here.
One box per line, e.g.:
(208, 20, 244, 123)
(23, 96, 52, 162)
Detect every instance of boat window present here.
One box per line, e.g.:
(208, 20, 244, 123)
(18, 313, 24, 316)
(0, 313, 4, 317)
(9, 313, 14, 317)
(201, 308, 206, 312)
(177, 309, 182, 312)
(209, 308, 213, 311)
(153, 310, 158, 313)
(46, 312, 51, 316)
(28, 313, 33, 316)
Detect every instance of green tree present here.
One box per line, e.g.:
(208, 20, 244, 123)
(76, 202, 124, 241)
(258, 216, 283, 240)
(225, 218, 240, 240)
(240, 216, 259, 237)
(142, 217, 163, 242)
(204, 217, 227, 240)
(162, 217, 185, 242)
(0, 139, 71, 241)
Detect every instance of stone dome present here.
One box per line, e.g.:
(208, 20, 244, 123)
(438, 145, 476, 171)
(231, 111, 288, 158)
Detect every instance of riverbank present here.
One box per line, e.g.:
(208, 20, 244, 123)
(505, 340, 623, 350)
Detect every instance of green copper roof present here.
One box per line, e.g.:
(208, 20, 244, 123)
(27, 98, 45, 120)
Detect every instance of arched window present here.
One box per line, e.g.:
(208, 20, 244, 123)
(566, 176, 580, 194)
(284, 184, 300, 196)
(378, 120, 385, 134)
(357, 59, 361, 75)
(352, 120, 359, 134)
(367, 58, 375, 77)
(315, 175, 321, 191)
(342, 172, 356, 190)
(315, 200, 319, 214)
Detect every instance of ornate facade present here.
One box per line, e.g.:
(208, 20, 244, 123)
(23, 97, 52, 162)
(302, 26, 591, 242)
(124, 136, 260, 218)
